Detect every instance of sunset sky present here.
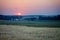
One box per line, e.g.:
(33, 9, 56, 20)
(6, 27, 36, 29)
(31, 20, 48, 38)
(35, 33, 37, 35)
(0, 0, 60, 15)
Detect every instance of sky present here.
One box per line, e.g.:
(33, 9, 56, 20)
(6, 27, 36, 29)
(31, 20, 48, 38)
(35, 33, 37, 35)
(0, 0, 60, 15)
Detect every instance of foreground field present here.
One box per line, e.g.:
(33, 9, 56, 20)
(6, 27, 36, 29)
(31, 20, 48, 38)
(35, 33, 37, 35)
(0, 25, 60, 40)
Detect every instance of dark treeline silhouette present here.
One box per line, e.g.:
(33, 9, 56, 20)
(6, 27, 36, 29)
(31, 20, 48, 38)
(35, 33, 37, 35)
(0, 15, 60, 21)
(39, 15, 60, 20)
(0, 15, 22, 20)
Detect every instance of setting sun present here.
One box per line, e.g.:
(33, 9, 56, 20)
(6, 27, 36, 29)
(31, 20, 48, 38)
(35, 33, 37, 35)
(17, 13, 22, 15)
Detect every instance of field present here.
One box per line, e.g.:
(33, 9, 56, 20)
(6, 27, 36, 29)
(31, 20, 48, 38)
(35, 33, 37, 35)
(0, 20, 60, 27)
(0, 25, 60, 40)
(0, 20, 60, 40)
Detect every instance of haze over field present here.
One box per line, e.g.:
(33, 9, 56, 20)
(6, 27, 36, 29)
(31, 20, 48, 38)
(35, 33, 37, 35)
(0, 0, 60, 15)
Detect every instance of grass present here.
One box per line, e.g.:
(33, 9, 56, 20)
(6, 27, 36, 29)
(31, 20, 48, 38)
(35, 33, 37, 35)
(0, 20, 60, 27)
(0, 25, 60, 40)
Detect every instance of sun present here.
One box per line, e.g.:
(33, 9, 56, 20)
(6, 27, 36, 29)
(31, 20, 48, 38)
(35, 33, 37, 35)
(17, 13, 22, 15)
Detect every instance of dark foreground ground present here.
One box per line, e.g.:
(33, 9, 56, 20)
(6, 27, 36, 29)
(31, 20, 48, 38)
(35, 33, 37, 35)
(0, 25, 60, 40)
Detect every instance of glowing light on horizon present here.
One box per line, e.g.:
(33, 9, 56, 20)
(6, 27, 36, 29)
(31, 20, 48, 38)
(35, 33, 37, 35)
(17, 13, 22, 15)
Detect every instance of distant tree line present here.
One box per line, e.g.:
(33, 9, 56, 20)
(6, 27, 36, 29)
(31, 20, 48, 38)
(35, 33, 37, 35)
(0, 15, 22, 20)
(0, 15, 60, 21)
(38, 15, 60, 20)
